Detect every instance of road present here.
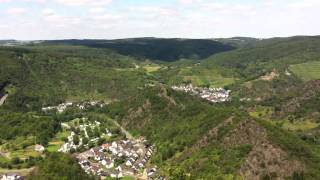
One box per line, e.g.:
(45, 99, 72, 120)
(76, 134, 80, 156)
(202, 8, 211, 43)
(112, 120, 134, 140)
(0, 94, 8, 106)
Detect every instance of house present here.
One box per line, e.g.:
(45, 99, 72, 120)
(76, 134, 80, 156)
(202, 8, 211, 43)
(90, 147, 104, 161)
(117, 152, 124, 157)
(90, 165, 101, 175)
(101, 158, 114, 169)
(118, 172, 123, 178)
(34, 144, 45, 152)
(101, 143, 110, 150)
(125, 160, 133, 167)
(1, 173, 24, 180)
(132, 153, 139, 159)
(111, 142, 118, 148)
(115, 166, 122, 172)
(138, 163, 144, 168)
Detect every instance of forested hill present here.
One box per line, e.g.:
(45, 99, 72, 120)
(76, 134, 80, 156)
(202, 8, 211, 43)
(201, 35, 320, 79)
(41, 38, 235, 62)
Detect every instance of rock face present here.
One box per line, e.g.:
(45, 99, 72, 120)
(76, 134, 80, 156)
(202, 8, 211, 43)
(223, 120, 303, 180)
(280, 80, 320, 115)
(259, 71, 279, 81)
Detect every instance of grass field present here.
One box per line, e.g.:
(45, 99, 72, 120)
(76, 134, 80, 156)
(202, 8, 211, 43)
(249, 106, 273, 119)
(47, 130, 70, 152)
(10, 146, 41, 159)
(289, 61, 320, 81)
(281, 120, 319, 131)
(181, 68, 235, 87)
(143, 64, 163, 72)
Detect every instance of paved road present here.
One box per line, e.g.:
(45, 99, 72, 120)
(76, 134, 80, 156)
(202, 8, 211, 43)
(0, 94, 8, 106)
(112, 120, 134, 140)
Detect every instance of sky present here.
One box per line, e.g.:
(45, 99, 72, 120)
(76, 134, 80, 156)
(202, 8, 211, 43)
(0, 0, 319, 40)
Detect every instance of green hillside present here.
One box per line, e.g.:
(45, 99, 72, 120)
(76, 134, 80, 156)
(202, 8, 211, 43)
(0, 45, 152, 110)
(202, 36, 320, 80)
(103, 86, 320, 179)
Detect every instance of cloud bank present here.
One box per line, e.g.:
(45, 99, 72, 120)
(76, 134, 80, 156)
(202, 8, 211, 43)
(0, 0, 319, 40)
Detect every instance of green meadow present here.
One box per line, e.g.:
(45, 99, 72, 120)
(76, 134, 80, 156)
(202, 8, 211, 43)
(289, 61, 320, 81)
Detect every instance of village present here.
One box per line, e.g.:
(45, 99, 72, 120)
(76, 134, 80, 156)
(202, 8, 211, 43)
(76, 138, 159, 179)
(41, 101, 107, 113)
(172, 84, 231, 103)
(56, 116, 161, 179)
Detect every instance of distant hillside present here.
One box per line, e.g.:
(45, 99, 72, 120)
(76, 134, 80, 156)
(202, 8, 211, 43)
(202, 36, 320, 80)
(214, 37, 260, 48)
(0, 45, 150, 110)
(41, 38, 235, 62)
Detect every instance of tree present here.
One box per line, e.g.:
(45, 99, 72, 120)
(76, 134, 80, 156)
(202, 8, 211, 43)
(93, 127, 100, 137)
(88, 141, 95, 148)
(82, 137, 89, 145)
(28, 153, 94, 180)
(61, 137, 68, 143)
(98, 138, 105, 146)
(73, 135, 80, 145)
(11, 157, 21, 165)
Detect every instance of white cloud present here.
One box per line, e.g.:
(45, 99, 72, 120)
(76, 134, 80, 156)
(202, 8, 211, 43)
(42, 8, 55, 16)
(1, 0, 320, 39)
(289, 0, 320, 9)
(0, 24, 9, 28)
(130, 6, 178, 17)
(7, 8, 27, 15)
(178, 0, 203, 5)
(89, 7, 105, 14)
(54, 0, 112, 6)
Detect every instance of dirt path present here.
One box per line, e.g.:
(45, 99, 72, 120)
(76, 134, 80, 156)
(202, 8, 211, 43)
(0, 94, 8, 106)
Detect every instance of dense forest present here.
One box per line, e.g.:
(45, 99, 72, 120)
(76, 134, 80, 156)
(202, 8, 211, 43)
(42, 38, 235, 62)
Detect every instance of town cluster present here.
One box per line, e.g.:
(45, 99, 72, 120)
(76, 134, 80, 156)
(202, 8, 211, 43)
(76, 137, 159, 179)
(42, 101, 106, 113)
(59, 118, 113, 153)
(172, 84, 231, 103)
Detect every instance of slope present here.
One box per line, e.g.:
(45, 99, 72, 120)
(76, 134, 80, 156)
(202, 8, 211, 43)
(102, 85, 320, 179)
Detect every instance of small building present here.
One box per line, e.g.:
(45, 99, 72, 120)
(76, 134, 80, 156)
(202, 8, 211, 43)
(1, 173, 24, 180)
(34, 144, 45, 153)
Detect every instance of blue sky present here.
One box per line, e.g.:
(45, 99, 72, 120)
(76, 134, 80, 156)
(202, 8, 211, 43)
(0, 0, 319, 40)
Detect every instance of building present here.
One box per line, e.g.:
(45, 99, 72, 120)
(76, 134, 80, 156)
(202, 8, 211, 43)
(34, 144, 45, 152)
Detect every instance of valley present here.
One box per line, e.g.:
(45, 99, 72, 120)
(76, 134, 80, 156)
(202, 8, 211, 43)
(0, 36, 320, 179)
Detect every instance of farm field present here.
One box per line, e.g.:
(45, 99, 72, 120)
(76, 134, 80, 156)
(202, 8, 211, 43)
(47, 130, 70, 153)
(143, 64, 163, 72)
(281, 120, 319, 131)
(289, 61, 320, 81)
(180, 68, 235, 87)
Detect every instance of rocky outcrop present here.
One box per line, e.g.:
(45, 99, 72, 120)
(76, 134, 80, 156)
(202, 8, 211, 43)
(280, 80, 320, 115)
(223, 120, 304, 180)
